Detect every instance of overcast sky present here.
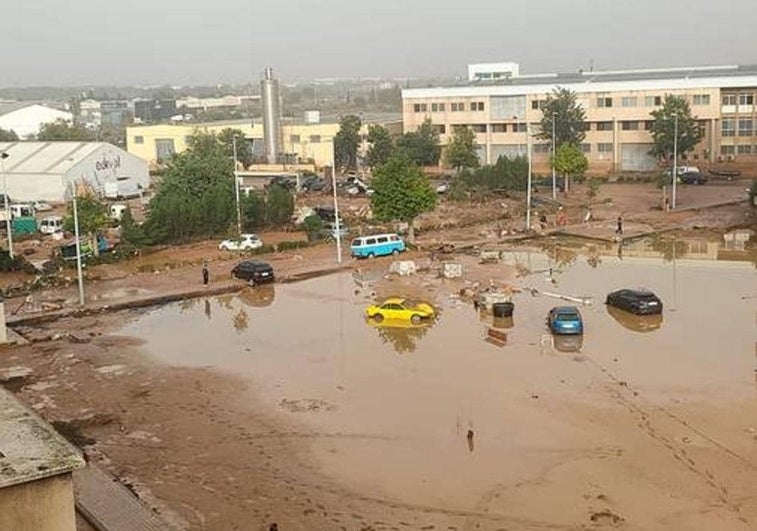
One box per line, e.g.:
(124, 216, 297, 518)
(0, 0, 754, 87)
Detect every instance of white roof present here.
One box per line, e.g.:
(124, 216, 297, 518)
(0, 142, 107, 174)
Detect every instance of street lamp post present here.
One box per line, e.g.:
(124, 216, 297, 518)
(1, 152, 12, 258)
(672, 114, 679, 210)
(551, 112, 557, 200)
(331, 144, 343, 263)
(232, 137, 242, 235)
(526, 124, 533, 231)
(70, 181, 85, 306)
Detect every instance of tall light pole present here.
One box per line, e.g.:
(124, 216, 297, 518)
(551, 112, 557, 200)
(70, 181, 85, 306)
(671, 114, 679, 210)
(331, 143, 343, 263)
(232, 137, 242, 235)
(1, 152, 12, 258)
(526, 123, 533, 231)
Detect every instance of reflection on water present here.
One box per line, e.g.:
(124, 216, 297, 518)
(237, 285, 275, 308)
(552, 334, 584, 353)
(366, 317, 434, 355)
(606, 305, 663, 333)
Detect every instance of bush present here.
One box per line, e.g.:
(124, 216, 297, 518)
(0, 251, 36, 274)
(301, 214, 324, 241)
(276, 240, 309, 251)
(265, 185, 294, 227)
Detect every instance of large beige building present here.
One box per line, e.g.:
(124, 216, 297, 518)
(403, 63, 757, 174)
(126, 114, 402, 169)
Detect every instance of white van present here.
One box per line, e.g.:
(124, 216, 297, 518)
(39, 215, 64, 234)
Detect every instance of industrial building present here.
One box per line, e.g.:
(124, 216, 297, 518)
(0, 103, 73, 140)
(126, 113, 402, 169)
(402, 63, 757, 173)
(0, 387, 84, 531)
(0, 142, 150, 202)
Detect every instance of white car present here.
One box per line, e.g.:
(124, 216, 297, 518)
(219, 233, 263, 251)
(31, 200, 53, 212)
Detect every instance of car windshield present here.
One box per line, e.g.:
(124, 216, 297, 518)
(556, 313, 580, 321)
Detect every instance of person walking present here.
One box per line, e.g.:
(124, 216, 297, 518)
(615, 215, 623, 236)
(202, 263, 209, 286)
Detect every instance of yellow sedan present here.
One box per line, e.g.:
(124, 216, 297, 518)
(365, 297, 435, 324)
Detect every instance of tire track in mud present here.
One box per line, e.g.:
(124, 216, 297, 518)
(587, 357, 755, 527)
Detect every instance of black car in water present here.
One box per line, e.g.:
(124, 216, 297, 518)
(231, 261, 275, 285)
(680, 171, 707, 185)
(606, 289, 662, 315)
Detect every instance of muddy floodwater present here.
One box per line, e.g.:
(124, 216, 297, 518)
(121, 253, 757, 529)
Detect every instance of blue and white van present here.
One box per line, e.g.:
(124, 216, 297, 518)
(351, 233, 405, 259)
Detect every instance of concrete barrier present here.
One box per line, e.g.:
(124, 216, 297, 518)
(389, 260, 417, 276)
(442, 262, 463, 279)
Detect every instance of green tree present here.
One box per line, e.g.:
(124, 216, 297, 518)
(37, 119, 94, 141)
(0, 128, 18, 141)
(142, 130, 234, 242)
(444, 126, 479, 171)
(366, 124, 394, 168)
(265, 185, 294, 226)
(536, 87, 587, 149)
(241, 191, 266, 231)
(466, 155, 529, 192)
(301, 214, 324, 241)
(334, 114, 362, 171)
(63, 195, 109, 255)
(218, 128, 254, 169)
(119, 207, 152, 246)
(370, 155, 436, 242)
(552, 144, 588, 192)
(649, 95, 703, 160)
(396, 119, 441, 166)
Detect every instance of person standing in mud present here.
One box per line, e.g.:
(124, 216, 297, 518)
(202, 263, 209, 286)
(615, 215, 623, 236)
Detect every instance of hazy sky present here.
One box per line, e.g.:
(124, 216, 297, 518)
(0, 0, 754, 87)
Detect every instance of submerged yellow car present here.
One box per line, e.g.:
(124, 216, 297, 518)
(366, 297, 435, 324)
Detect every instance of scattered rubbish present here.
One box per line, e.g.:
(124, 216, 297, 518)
(279, 398, 336, 413)
(466, 429, 474, 453)
(486, 327, 507, 347)
(476, 289, 513, 312)
(529, 288, 593, 305)
(479, 250, 501, 263)
(442, 261, 464, 279)
(389, 260, 418, 276)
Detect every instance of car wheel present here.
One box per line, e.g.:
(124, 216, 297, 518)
(411, 314, 422, 324)
(368, 252, 375, 259)
(373, 313, 384, 323)
(220, 245, 228, 251)
(392, 249, 399, 256)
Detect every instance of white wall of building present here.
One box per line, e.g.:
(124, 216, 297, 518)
(65, 144, 150, 197)
(0, 105, 73, 139)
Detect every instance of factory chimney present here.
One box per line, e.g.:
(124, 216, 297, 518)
(261, 67, 282, 165)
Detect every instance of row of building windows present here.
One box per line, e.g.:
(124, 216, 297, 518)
(722, 118, 754, 137)
(722, 94, 754, 106)
(434, 120, 675, 133)
(531, 143, 613, 154)
(288, 135, 323, 143)
(720, 145, 757, 155)
(413, 102, 485, 113)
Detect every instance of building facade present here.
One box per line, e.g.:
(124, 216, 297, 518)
(0, 103, 73, 140)
(126, 114, 403, 169)
(0, 141, 150, 202)
(403, 64, 757, 174)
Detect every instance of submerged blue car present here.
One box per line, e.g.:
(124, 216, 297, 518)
(548, 306, 584, 335)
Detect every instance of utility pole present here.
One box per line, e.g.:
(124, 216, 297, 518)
(232, 137, 242, 234)
(331, 143, 342, 263)
(70, 181, 85, 306)
(551, 112, 557, 200)
(672, 114, 678, 210)
(526, 123, 533, 231)
(1, 152, 12, 258)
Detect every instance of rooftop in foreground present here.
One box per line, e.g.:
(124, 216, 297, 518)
(0, 386, 84, 489)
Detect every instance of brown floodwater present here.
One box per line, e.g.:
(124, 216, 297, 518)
(121, 252, 757, 526)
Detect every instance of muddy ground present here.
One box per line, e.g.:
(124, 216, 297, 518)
(0, 182, 755, 531)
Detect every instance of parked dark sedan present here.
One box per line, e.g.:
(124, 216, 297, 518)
(606, 289, 662, 315)
(231, 261, 275, 285)
(680, 171, 707, 185)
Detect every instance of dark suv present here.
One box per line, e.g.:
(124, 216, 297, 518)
(680, 172, 707, 185)
(231, 261, 275, 285)
(606, 289, 662, 315)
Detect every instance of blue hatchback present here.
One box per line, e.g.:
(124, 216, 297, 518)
(548, 306, 584, 335)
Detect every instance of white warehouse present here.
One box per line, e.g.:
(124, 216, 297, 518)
(0, 142, 150, 202)
(0, 103, 73, 139)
